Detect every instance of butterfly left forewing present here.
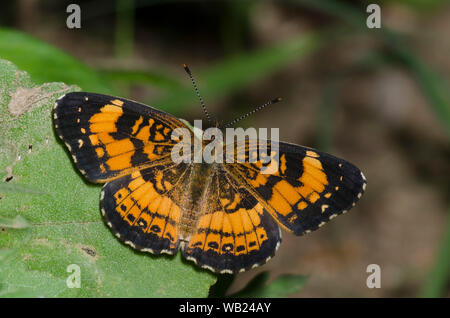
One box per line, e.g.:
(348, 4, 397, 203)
(53, 92, 191, 182)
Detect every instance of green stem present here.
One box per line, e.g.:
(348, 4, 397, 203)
(421, 212, 450, 297)
(115, 0, 135, 59)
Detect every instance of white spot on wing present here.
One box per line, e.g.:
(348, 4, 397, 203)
(160, 249, 175, 255)
(275, 241, 281, 251)
(56, 94, 67, 101)
(201, 265, 215, 272)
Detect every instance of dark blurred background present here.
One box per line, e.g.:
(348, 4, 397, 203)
(1, 0, 449, 297)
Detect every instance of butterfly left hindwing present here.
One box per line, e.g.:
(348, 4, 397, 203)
(101, 161, 191, 255)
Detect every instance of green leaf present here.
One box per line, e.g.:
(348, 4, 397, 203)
(0, 28, 115, 94)
(230, 272, 308, 298)
(208, 274, 235, 297)
(0, 215, 30, 229)
(0, 182, 46, 195)
(0, 59, 216, 297)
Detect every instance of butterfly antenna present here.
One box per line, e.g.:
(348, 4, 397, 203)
(224, 97, 282, 128)
(184, 64, 213, 125)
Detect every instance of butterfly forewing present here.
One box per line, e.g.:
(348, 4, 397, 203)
(53, 92, 191, 182)
(224, 139, 366, 235)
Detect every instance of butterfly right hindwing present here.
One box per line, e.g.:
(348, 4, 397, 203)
(182, 165, 281, 274)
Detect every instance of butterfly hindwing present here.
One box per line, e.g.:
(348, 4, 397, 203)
(101, 160, 191, 254)
(225, 140, 366, 236)
(53, 92, 190, 182)
(182, 167, 281, 273)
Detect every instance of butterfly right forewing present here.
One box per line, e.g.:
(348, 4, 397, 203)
(223, 139, 366, 236)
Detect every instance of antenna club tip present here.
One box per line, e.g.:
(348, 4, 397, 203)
(183, 64, 192, 75)
(272, 97, 282, 103)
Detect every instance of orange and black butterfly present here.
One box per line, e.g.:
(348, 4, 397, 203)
(53, 67, 366, 274)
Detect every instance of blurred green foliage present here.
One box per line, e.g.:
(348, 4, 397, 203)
(421, 213, 450, 297)
(0, 29, 114, 94)
(229, 272, 308, 298)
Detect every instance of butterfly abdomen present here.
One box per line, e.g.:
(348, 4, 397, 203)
(178, 162, 215, 240)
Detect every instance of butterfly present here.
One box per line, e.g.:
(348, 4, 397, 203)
(53, 68, 366, 274)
